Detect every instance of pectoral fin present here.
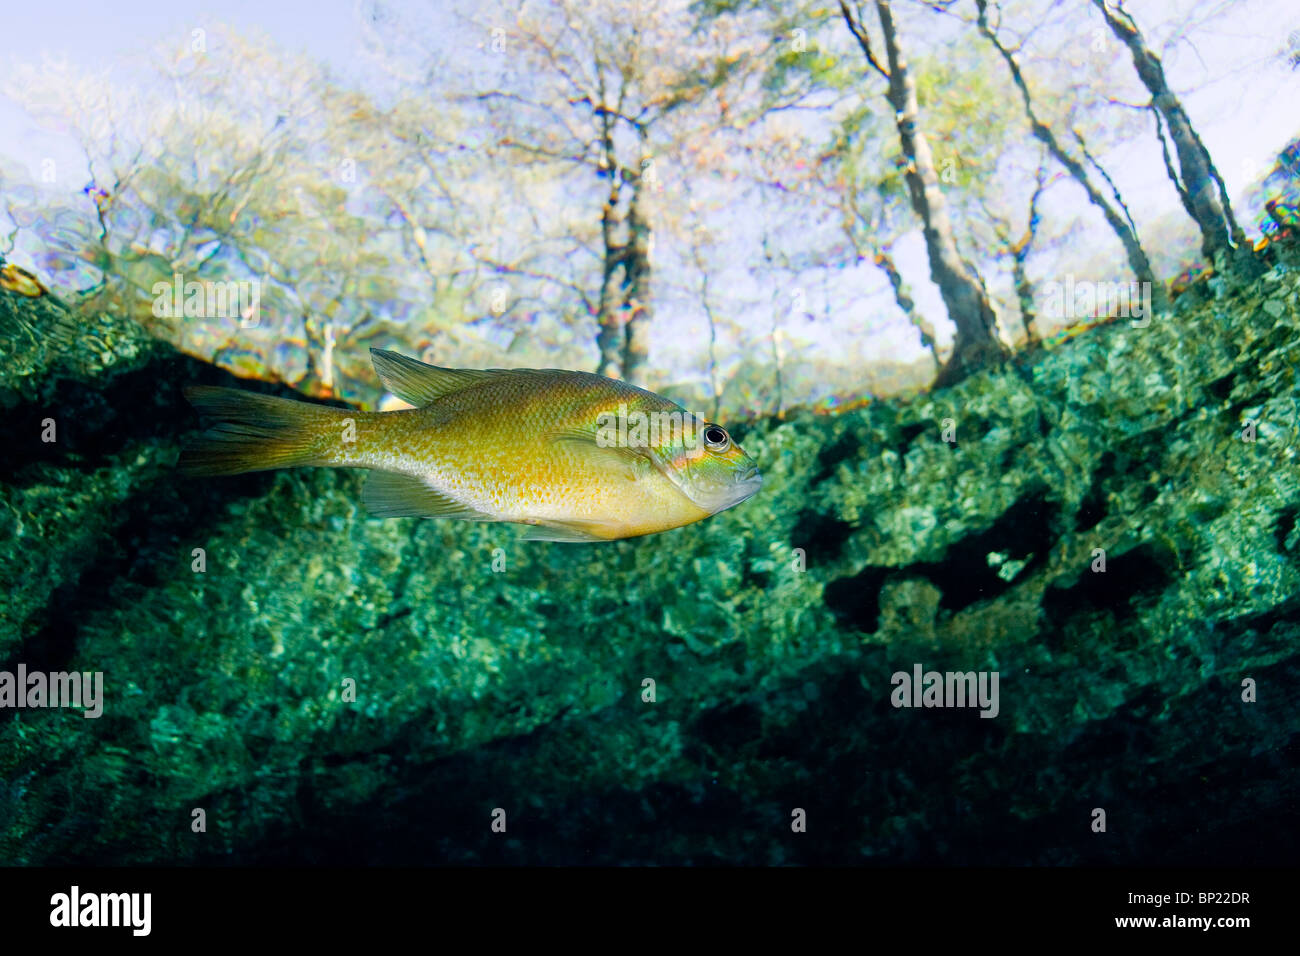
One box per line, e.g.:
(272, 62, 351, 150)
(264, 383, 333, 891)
(519, 519, 610, 543)
(550, 427, 654, 481)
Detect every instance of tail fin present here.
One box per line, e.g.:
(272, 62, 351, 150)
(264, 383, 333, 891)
(179, 386, 340, 476)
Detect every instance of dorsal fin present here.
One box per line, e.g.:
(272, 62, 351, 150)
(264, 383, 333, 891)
(370, 348, 495, 407)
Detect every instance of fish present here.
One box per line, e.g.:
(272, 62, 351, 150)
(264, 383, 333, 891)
(179, 348, 762, 542)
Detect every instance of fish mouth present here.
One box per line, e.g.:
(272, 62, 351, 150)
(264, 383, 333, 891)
(678, 464, 763, 514)
(727, 466, 762, 506)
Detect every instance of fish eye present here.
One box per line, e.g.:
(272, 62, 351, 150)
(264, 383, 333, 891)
(702, 424, 729, 450)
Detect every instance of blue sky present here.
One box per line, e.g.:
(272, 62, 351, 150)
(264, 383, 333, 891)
(4, 0, 1295, 220)
(0, 1, 367, 73)
(0, 1, 385, 211)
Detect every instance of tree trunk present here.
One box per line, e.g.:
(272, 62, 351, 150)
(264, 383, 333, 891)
(872, 0, 1008, 386)
(595, 104, 628, 380)
(594, 223, 628, 378)
(982, 197, 1040, 343)
(593, 120, 653, 384)
(622, 149, 654, 386)
(873, 246, 938, 366)
(1092, 0, 1251, 275)
(1010, 243, 1036, 343)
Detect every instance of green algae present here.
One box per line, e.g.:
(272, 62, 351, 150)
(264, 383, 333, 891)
(0, 251, 1298, 864)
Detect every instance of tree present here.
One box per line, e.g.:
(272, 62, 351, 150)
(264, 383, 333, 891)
(839, 0, 1009, 385)
(425, 0, 763, 385)
(972, 0, 1164, 311)
(978, 152, 1050, 342)
(1091, 0, 1253, 276)
(3, 26, 494, 400)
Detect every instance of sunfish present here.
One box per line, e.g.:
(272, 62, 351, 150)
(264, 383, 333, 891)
(179, 348, 762, 542)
